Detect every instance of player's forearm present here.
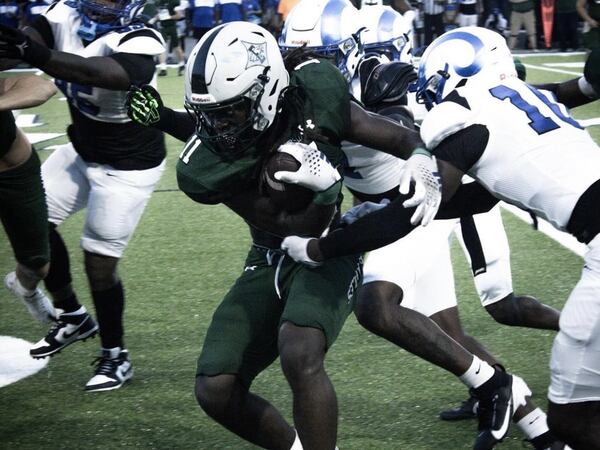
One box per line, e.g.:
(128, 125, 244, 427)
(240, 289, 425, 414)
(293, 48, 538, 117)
(38, 53, 132, 90)
(0, 75, 56, 110)
(315, 195, 418, 260)
(156, 107, 196, 142)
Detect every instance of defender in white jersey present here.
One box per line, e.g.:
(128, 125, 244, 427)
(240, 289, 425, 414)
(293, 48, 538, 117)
(415, 27, 600, 450)
(280, 6, 556, 448)
(0, 0, 167, 392)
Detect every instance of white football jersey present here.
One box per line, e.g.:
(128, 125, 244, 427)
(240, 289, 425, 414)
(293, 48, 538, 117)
(45, 0, 165, 123)
(341, 141, 403, 195)
(421, 77, 600, 231)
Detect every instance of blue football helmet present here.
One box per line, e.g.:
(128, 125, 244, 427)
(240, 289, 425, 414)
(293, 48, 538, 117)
(78, 0, 146, 41)
(279, 0, 364, 82)
(416, 26, 516, 110)
(359, 5, 413, 63)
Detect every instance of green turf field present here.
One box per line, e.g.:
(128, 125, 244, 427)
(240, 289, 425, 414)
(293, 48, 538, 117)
(0, 52, 597, 449)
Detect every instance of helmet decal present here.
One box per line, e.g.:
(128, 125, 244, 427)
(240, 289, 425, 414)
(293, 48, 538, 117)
(243, 41, 268, 68)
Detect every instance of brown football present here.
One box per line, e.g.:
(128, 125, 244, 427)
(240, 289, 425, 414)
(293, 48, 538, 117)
(263, 152, 314, 212)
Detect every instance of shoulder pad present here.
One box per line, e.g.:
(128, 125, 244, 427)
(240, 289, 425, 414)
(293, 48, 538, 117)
(109, 27, 166, 56)
(420, 100, 474, 149)
(361, 61, 417, 108)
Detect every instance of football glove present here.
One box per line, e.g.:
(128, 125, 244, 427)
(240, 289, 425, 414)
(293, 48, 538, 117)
(0, 24, 50, 66)
(274, 142, 341, 192)
(126, 84, 164, 126)
(342, 199, 390, 225)
(398, 149, 442, 226)
(281, 236, 322, 268)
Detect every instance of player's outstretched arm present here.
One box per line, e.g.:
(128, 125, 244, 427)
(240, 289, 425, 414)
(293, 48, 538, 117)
(0, 24, 145, 90)
(0, 75, 56, 110)
(346, 101, 422, 160)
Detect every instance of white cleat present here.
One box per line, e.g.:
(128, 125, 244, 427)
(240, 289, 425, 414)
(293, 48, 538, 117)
(4, 272, 56, 324)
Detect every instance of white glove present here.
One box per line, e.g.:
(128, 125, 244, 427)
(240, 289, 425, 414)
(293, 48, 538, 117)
(274, 142, 341, 192)
(281, 236, 322, 268)
(342, 199, 390, 225)
(398, 150, 442, 226)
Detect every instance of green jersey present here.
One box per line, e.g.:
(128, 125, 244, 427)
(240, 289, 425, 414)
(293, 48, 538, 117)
(176, 58, 350, 205)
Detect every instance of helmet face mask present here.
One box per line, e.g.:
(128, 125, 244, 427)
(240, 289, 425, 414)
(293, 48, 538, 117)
(185, 22, 290, 158)
(78, 0, 145, 41)
(416, 27, 516, 110)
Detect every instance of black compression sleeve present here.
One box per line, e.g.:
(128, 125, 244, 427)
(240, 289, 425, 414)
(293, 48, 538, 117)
(319, 194, 417, 259)
(436, 182, 499, 219)
(109, 53, 156, 86)
(156, 107, 196, 142)
(432, 124, 489, 173)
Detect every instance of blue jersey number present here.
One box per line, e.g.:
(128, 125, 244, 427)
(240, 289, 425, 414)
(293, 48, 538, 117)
(489, 85, 583, 135)
(55, 79, 100, 117)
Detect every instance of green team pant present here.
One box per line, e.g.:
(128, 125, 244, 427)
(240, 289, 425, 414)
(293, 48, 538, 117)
(0, 151, 49, 269)
(197, 245, 363, 388)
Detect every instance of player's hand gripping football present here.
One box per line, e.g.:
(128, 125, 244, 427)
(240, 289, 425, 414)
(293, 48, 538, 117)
(274, 142, 341, 192)
(0, 24, 50, 66)
(398, 148, 442, 226)
(126, 84, 164, 126)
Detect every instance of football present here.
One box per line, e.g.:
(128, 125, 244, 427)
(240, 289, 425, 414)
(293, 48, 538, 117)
(262, 152, 315, 212)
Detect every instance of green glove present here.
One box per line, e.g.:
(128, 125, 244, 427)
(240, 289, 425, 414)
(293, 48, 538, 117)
(584, 49, 600, 96)
(126, 84, 164, 126)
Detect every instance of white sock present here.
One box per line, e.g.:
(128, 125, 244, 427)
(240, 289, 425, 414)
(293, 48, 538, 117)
(579, 76, 598, 98)
(516, 408, 549, 440)
(158, 63, 167, 71)
(290, 429, 303, 450)
(459, 356, 495, 388)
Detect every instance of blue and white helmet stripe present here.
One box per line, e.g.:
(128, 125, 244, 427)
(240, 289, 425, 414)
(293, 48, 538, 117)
(321, 0, 348, 44)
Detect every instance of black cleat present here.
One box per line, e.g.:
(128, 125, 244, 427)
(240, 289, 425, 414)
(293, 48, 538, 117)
(30, 306, 98, 359)
(524, 430, 568, 449)
(471, 371, 531, 449)
(85, 347, 133, 392)
(439, 394, 478, 421)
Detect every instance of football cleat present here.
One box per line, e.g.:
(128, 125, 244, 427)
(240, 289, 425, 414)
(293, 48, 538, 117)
(177, 64, 185, 76)
(30, 306, 98, 359)
(158, 69, 167, 77)
(439, 394, 478, 421)
(4, 272, 56, 323)
(472, 372, 531, 450)
(85, 347, 133, 392)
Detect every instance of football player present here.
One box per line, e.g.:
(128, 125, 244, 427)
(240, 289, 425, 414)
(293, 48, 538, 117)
(283, 27, 600, 450)
(0, 0, 167, 392)
(281, 4, 560, 448)
(1, 75, 56, 324)
(126, 19, 443, 450)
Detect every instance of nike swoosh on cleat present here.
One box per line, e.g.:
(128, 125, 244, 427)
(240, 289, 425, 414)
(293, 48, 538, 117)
(491, 395, 512, 440)
(475, 363, 481, 375)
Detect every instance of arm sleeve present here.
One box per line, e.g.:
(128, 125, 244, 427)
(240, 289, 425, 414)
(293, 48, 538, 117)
(431, 124, 489, 173)
(436, 182, 499, 218)
(319, 194, 418, 258)
(109, 53, 156, 86)
(156, 107, 196, 142)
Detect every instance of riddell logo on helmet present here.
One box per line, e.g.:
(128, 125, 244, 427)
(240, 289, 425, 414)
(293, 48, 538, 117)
(191, 94, 214, 104)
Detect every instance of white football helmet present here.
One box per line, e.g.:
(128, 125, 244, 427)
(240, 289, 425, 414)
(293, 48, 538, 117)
(78, 0, 146, 41)
(359, 5, 413, 63)
(416, 27, 516, 110)
(185, 21, 289, 156)
(279, 0, 364, 82)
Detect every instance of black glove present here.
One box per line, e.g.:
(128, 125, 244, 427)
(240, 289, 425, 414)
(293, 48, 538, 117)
(0, 24, 51, 66)
(126, 84, 164, 126)
(584, 48, 600, 97)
